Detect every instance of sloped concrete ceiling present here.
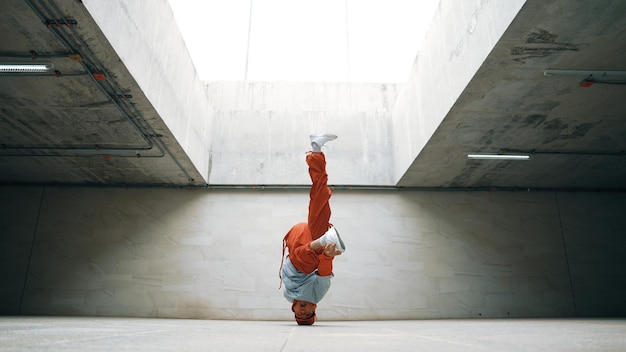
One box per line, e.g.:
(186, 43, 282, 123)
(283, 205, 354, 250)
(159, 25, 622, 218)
(0, 0, 206, 186)
(397, 0, 626, 189)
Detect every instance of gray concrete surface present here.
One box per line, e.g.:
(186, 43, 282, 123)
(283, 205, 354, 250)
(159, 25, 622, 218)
(3, 186, 626, 319)
(1, 317, 625, 351)
(392, 0, 526, 183)
(204, 81, 401, 185)
(4, 0, 626, 189)
(83, 0, 215, 183)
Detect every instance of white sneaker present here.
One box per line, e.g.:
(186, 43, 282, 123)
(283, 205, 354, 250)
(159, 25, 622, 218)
(320, 226, 345, 252)
(310, 134, 337, 152)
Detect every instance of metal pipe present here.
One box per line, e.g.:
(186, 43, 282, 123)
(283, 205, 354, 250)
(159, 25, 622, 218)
(30, 0, 196, 182)
(505, 149, 626, 157)
(0, 143, 165, 158)
(0, 52, 75, 59)
(49, 0, 198, 181)
(4, 182, 625, 193)
(42, 0, 156, 149)
(0, 72, 87, 77)
(13, 0, 168, 160)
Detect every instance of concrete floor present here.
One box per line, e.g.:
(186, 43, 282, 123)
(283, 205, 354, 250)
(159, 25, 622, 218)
(1, 317, 625, 351)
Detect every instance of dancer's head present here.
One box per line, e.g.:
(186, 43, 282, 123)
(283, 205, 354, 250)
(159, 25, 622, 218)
(292, 300, 316, 325)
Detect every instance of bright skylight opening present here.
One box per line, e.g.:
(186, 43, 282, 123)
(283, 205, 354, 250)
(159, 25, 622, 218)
(169, 0, 439, 83)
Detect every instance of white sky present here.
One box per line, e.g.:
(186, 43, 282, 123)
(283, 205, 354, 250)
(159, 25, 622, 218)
(168, 0, 439, 82)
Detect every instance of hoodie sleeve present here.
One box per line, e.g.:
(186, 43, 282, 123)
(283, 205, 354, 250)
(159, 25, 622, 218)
(316, 251, 333, 276)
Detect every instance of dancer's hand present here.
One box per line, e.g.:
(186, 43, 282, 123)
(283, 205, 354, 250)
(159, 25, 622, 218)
(323, 243, 343, 257)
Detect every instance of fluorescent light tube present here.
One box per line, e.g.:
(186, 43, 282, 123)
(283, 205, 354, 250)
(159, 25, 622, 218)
(0, 63, 53, 73)
(467, 153, 530, 160)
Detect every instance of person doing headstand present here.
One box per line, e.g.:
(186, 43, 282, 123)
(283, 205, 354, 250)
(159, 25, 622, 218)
(279, 134, 346, 325)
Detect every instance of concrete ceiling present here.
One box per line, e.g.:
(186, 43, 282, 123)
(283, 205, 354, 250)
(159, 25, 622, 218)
(398, 0, 626, 190)
(0, 0, 205, 186)
(1, 0, 626, 190)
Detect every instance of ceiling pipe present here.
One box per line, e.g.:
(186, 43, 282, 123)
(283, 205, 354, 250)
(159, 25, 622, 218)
(0, 144, 165, 158)
(44, 2, 156, 146)
(16, 0, 153, 154)
(544, 69, 626, 86)
(19, 0, 196, 182)
(201, 185, 626, 192)
(43, 0, 197, 182)
(506, 149, 626, 157)
(6, 0, 194, 172)
(0, 51, 75, 59)
(467, 149, 626, 159)
(5, 182, 626, 193)
(0, 71, 88, 77)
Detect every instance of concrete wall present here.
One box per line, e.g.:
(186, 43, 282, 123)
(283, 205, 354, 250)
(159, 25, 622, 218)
(82, 0, 402, 186)
(2, 185, 625, 320)
(79, 0, 532, 187)
(204, 82, 401, 185)
(82, 0, 214, 182)
(391, 0, 526, 182)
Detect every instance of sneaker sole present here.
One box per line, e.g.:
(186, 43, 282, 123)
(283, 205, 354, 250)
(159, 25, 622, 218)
(334, 228, 346, 252)
(310, 134, 337, 140)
